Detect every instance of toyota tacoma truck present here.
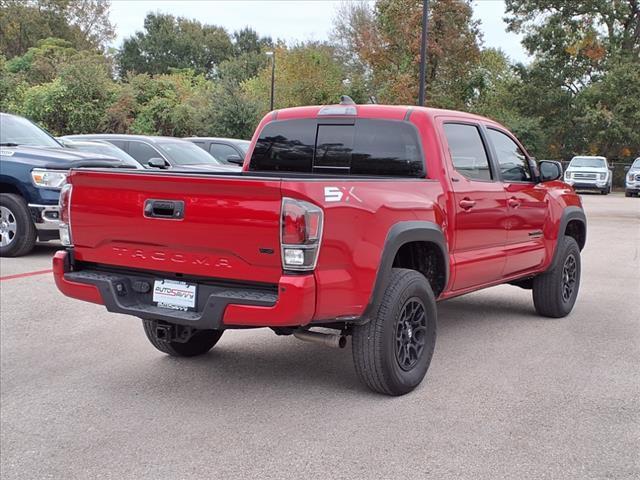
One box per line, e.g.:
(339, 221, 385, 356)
(53, 101, 586, 395)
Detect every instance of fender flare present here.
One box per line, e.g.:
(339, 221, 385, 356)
(361, 221, 449, 323)
(550, 206, 586, 270)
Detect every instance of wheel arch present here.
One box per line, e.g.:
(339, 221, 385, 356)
(551, 206, 586, 269)
(361, 221, 449, 323)
(0, 179, 26, 198)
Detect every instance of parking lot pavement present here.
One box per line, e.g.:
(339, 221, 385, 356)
(1, 193, 638, 480)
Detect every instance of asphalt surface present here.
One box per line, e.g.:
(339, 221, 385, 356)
(1, 193, 639, 479)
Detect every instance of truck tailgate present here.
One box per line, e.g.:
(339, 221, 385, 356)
(69, 171, 283, 284)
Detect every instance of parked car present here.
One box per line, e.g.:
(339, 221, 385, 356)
(563, 155, 612, 194)
(0, 113, 126, 256)
(61, 134, 240, 172)
(53, 102, 585, 396)
(58, 138, 142, 169)
(184, 137, 249, 166)
(625, 157, 640, 197)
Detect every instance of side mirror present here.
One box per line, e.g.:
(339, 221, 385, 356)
(624, 165, 631, 171)
(539, 160, 563, 182)
(148, 157, 169, 169)
(226, 154, 244, 166)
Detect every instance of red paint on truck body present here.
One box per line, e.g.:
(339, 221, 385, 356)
(54, 105, 583, 328)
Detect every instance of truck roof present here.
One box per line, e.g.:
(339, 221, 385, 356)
(272, 104, 500, 126)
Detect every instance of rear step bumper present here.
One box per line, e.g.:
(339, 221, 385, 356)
(53, 250, 316, 329)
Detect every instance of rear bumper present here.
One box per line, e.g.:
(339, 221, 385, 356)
(53, 250, 316, 329)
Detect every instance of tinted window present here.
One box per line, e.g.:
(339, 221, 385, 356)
(250, 119, 316, 172)
(314, 124, 353, 171)
(128, 141, 162, 164)
(351, 120, 423, 176)
(487, 129, 532, 182)
(443, 123, 492, 181)
(249, 119, 424, 177)
(210, 143, 240, 162)
(158, 141, 222, 165)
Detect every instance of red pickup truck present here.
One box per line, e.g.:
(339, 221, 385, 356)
(53, 102, 586, 395)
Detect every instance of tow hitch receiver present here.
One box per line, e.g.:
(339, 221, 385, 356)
(152, 321, 196, 344)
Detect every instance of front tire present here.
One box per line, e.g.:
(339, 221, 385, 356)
(532, 236, 581, 318)
(142, 320, 223, 357)
(352, 268, 437, 396)
(0, 194, 37, 257)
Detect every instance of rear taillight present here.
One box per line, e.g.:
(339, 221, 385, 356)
(59, 183, 73, 246)
(280, 197, 323, 271)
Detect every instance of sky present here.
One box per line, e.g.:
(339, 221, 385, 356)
(109, 0, 530, 64)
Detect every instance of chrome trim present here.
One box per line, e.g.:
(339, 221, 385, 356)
(28, 204, 61, 230)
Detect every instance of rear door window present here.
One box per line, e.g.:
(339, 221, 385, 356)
(128, 141, 163, 164)
(210, 143, 241, 162)
(443, 123, 493, 181)
(249, 119, 424, 177)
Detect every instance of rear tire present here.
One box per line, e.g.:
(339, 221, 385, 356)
(532, 236, 581, 318)
(352, 268, 437, 396)
(142, 320, 223, 357)
(0, 194, 37, 257)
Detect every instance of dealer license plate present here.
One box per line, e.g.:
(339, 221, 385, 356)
(153, 279, 197, 311)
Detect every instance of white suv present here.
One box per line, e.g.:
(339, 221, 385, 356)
(564, 156, 612, 195)
(625, 157, 640, 197)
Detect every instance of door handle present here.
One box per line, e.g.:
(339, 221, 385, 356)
(508, 197, 521, 208)
(144, 199, 184, 219)
(459, 198, 476, 210)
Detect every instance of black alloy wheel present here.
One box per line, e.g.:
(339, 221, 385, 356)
(395, 298, 427, 371)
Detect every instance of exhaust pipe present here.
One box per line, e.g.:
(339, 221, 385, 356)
(293, 329, 347, 349)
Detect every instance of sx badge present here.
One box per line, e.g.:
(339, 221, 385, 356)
(324, 186, 362, 203)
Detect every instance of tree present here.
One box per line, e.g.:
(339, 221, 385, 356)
(243, 42, 348, 112)
(5, 37, 77, 84)
(574, 59, 640, 158)
(331, 0, 482, 107)
(117, 13, 234, 77)
(503, 0, 640, 159)
(232, 27, 272, 55)
(505, 0, 640, 57)
(215, 28, 273, 84)
(205, 80, 261, 139)
(18, 50, 116, 134)
(0, 0, 114, 58)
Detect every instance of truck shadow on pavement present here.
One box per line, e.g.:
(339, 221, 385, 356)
(104, 288, 545, 399)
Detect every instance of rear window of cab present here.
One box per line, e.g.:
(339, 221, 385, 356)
(249, 118, 425, 177)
